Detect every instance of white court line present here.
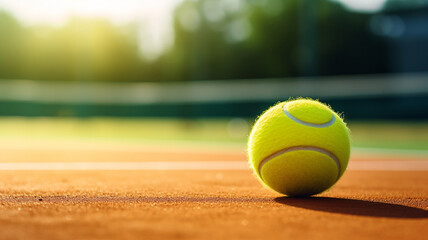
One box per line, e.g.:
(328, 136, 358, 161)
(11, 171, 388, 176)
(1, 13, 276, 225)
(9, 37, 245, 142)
(348, 160, 428, 171)
(353, 147, 428, 156)
(0, 161, 427, 171)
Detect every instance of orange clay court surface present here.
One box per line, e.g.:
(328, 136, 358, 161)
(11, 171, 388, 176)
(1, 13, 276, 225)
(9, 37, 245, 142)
(0, 141, 427, 240)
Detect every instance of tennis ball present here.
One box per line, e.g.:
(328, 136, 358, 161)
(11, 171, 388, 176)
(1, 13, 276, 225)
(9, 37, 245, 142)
(248, 99, 350, 197)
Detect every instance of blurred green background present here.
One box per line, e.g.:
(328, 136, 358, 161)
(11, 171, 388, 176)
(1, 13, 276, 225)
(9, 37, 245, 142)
(0, 0, 427, 152)
(1, 0, 427, 82)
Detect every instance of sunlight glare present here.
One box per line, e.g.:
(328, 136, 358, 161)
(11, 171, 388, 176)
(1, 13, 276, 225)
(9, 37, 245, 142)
(337, 0, 386, 12)
(0, 0, 183, 59)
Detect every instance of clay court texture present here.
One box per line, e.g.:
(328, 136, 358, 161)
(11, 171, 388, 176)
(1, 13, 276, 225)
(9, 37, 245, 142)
(0, 119, 427, 240)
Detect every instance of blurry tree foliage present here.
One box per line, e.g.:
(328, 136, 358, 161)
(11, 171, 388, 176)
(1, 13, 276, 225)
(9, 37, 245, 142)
(384, 0, 428, 10)
(0, 0, 407, 82)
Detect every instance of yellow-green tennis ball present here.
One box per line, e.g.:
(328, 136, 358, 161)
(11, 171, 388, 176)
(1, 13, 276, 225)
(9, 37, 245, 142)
(248, 99, 350, 197)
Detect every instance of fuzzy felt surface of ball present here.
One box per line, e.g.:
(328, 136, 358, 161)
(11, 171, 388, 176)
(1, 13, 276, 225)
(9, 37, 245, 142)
(248, 99, 351, 196)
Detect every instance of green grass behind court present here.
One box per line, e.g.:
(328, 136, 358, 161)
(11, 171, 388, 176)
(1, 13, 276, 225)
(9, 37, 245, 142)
(0, 117, 426, 151)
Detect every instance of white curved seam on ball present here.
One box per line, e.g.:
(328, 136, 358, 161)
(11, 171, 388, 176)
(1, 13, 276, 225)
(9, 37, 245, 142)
(257, 146, 341, 182)
(283, 103, 336, 128)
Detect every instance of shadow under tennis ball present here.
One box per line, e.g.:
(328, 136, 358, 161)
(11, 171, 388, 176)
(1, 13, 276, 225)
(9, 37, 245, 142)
(274, 197, 428, 219)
